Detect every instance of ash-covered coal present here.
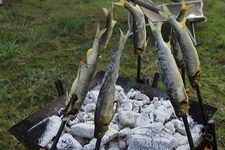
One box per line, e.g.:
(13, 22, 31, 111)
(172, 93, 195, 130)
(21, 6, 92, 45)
(30, 85, 203, 150)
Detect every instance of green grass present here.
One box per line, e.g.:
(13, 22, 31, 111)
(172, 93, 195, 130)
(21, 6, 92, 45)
(0, 0, 225, 149)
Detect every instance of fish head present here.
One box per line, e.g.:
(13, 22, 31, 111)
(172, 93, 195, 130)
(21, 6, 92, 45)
(94, 124, 109, 138)
(191, 70, 202, 89)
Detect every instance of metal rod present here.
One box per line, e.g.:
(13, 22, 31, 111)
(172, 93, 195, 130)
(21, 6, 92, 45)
(182, 114, 195, 150)
(207, 120, 217, 150)
(55, 80, 65, 97)
(94, 138, 102, 150)
(152, 72, 160, 88)
(50, 120, 67, 150)
(196, 86, 208, 126)
(136, 55, 141, 82)
(181, 67, 186, 89)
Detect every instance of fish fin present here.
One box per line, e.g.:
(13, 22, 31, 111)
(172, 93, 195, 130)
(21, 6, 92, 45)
(114, 0, 126, 7)
(103, 7, 109, 17)
(87, 48, 93, 59)
(180, 17, 186, 27)
(181, 1, 194, 12)
(112, 20, 117, 27)
(166, 41, 171, 49)
(148, 19, 162, 32)
(95, 23, 107, 39)
(119, 28, 130, 43)
(159, 4, 173, 19)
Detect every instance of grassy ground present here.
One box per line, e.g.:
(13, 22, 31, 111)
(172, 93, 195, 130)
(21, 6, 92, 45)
(0, 0, 224, 149)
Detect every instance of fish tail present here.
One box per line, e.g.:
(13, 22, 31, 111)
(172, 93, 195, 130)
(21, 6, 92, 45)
(135, 4, 142, 12)
(148, 19, 162, 32)
(159, 4, 173, 19)
(114, 0, 126, 7)
(119, 28, 130, 43)
(95, 23, 107, 39)
(102, 7, 109, 17)
(181, 0, 194, 12)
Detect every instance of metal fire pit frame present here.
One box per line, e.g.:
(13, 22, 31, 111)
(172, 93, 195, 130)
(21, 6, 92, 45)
(8, 70, 218, 150)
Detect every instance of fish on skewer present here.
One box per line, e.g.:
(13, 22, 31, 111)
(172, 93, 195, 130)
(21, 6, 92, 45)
(99, 4, 117, 54)
(170, 1, 194, 69)
(115, 0, 147, 56)
(94, 29, 129, 139)
(148, 20, 189, 118)
(159, 3, 201, 89)
(115, 0, 147, 82)
(64, 24, 106, 119)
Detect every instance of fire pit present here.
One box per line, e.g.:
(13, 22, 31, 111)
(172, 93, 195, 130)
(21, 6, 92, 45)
(9, 71, 217, 150)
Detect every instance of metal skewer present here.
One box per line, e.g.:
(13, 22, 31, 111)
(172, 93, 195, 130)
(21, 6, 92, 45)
(196, 85, 208, 126)
(182, 114, 195, 150)
(136, 55, 142, 82)
(94, 137, 102, 150)
(50, 120, 67, 150)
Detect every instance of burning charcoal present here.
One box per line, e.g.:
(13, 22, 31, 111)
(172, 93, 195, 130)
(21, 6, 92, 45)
(118, 127, 131, 138)
(173, 132, 188, 145)
(89, 90, 99, 102)
(174, 119, 187, 135)
(135, 114, 152, 127)
(133, 100, 144, 107)
(141, 103, 154, 114)
(118, 110, 139, 127)
(127, 130, 177, 150)
(83, 97, 93, 106)
(55, 133, 82, 150)
(108, 141, 120, 150)
(134, 93, 150, 104)
(36, 115, 61, 147)
(121, 101, 133, 111)
(84, 103, 96, 113)
(176, 144, 190, 150)
(109, 122, 120, 131)
(127, 88, 140, 99)
(115, 85, 123, 91)
(154, 105, 173, 123)
(83, 138, 97, 150)
(101, 127, 119, 145)
(153, 100, 161, 109)
(164, 121, 176, 134)
(71, 123, 94, 138)
(118, 138, 127, 149)
(150, 122, 163, 133)
(132, 106, 139, 113)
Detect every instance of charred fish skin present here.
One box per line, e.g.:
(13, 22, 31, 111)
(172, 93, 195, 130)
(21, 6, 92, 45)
(148, 20, 189, 118)
(159, 3, 201, 89)
(115, 0, 147, 55)
(170, 1, 194, 69)
(94, 30, 129, 138)
(65, 24, 106, 119)
(99, 4, 117, 54)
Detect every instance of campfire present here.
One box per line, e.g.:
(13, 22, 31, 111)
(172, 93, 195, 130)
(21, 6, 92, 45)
(9, 0, 218, 149)
(9, 71, 217, 150)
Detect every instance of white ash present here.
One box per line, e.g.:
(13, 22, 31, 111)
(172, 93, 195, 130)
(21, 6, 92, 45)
(35, 85, 203, 150)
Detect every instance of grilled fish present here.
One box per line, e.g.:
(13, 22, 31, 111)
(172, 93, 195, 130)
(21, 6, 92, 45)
(170, 1, 194, 69)
(159, 4, 201, 89)
(149, 20, 189, 118)
(115, 0, 147, 55)
(65, 24, 106, 119)
(99, 4, 117, 54)
(94, 29, 129, 138)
